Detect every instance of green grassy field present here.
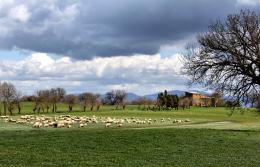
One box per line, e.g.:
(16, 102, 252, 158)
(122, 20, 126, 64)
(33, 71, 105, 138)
(0, 103, 260, 166)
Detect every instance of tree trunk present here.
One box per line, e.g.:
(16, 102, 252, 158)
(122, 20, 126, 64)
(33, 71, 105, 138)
(41, 106, 45, 113)
(18, 104, 21, 114)
(68, 105, 72, 112)
(8, 104, 13, 116)
(3, 101, 7, 116)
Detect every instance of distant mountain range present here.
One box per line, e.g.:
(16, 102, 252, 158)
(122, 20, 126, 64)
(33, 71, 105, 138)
(126, 90, 210, 102)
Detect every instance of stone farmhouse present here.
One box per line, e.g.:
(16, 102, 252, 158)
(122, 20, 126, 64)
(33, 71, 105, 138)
(185, 92, 213, 106)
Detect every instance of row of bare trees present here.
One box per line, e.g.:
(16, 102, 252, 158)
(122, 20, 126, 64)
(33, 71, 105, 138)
(30, 89, 129, 113)
(32, 89, 103, 113)
(0, 81, 129, 115)
(78, 93, 101, 112)
(33, 88, 66, 113)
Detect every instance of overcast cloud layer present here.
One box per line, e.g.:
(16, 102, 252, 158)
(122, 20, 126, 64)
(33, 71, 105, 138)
(0, 0, 259, 59)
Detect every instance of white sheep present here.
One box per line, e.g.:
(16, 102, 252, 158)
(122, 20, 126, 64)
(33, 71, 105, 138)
(33, 122, 42, 128)
(105, 123, 111, 127)
(79, 123, 84, 128)
(185, 119, 190, 122)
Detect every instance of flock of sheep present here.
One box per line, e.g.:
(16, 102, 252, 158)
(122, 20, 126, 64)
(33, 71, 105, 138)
(0, 115, 191, 129)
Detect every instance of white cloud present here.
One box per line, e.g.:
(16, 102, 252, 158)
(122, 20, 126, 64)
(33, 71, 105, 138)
(0, 52, 189, 95)
(8, 4, 30, 22)
(237, 0, 260, 5)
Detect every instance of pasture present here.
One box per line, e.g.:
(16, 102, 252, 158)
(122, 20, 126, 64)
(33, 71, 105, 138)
(0, 104, 260, 166)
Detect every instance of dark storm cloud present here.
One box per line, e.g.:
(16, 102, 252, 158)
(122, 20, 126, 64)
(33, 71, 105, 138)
(0, 0, 259, 59)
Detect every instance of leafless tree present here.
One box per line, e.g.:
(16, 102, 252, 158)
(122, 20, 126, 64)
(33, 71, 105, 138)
(42, 90, 51, 113)
(35, 89, 51, 113)
(64, 94, 77, 112)
(102, 90, 127, 109)
(115, 90, 127, 109)
(79, 92, 100, 111)
(50, 88, 66, 112)
(89, 93, 100, 111)
(183, 10, 260, 105)
(103, 90, 117, 105)
(211, 91, 223, 107)
(33, 91, 43, 113)
(0, 82, 17, 115)
(78, 92, 90, 112)
(14, 91, 22, 114)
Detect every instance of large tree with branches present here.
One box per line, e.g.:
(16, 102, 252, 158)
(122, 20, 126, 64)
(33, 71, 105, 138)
(184, 10, 260, 105)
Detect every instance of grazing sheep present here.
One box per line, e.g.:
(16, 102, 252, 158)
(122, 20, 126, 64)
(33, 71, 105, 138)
(185, 119, 190, 122)
(92, 118, 98, 123)
(57, 122, 65, 128)
(33, 122, 42, 128)
(173, 120, 178, 123)
(118, 123, 123, 127)
(106, 117, 113, 123)
(79, 123, 84, 128)
(105, 123, 111, 127)
(177, 120, 182, 123)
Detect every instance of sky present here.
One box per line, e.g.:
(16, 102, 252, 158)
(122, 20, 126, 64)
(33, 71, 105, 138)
(0, 0, 260, 95)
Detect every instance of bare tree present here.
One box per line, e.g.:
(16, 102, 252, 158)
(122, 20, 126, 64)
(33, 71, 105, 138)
(89, 93, 100, 111)
(211, 91, 223, 107)
(42, 90, 51, 113)
(14, 91, 22, 114)
(103, 90, 117, 105)
(79, 92, 101, 111)
(50, 88, 66, 112)
(183, 10, 260, 105)
(33, 91, 43, 113)
(1, 82, 17, 115)
(64, 94, 77, 112)
(35, 89, 51, 113)
(78, 93, 90, 112)
(115, 90, 127, 109)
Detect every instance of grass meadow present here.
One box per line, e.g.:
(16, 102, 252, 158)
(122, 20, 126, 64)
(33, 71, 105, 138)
(0, 103, 260, 167)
